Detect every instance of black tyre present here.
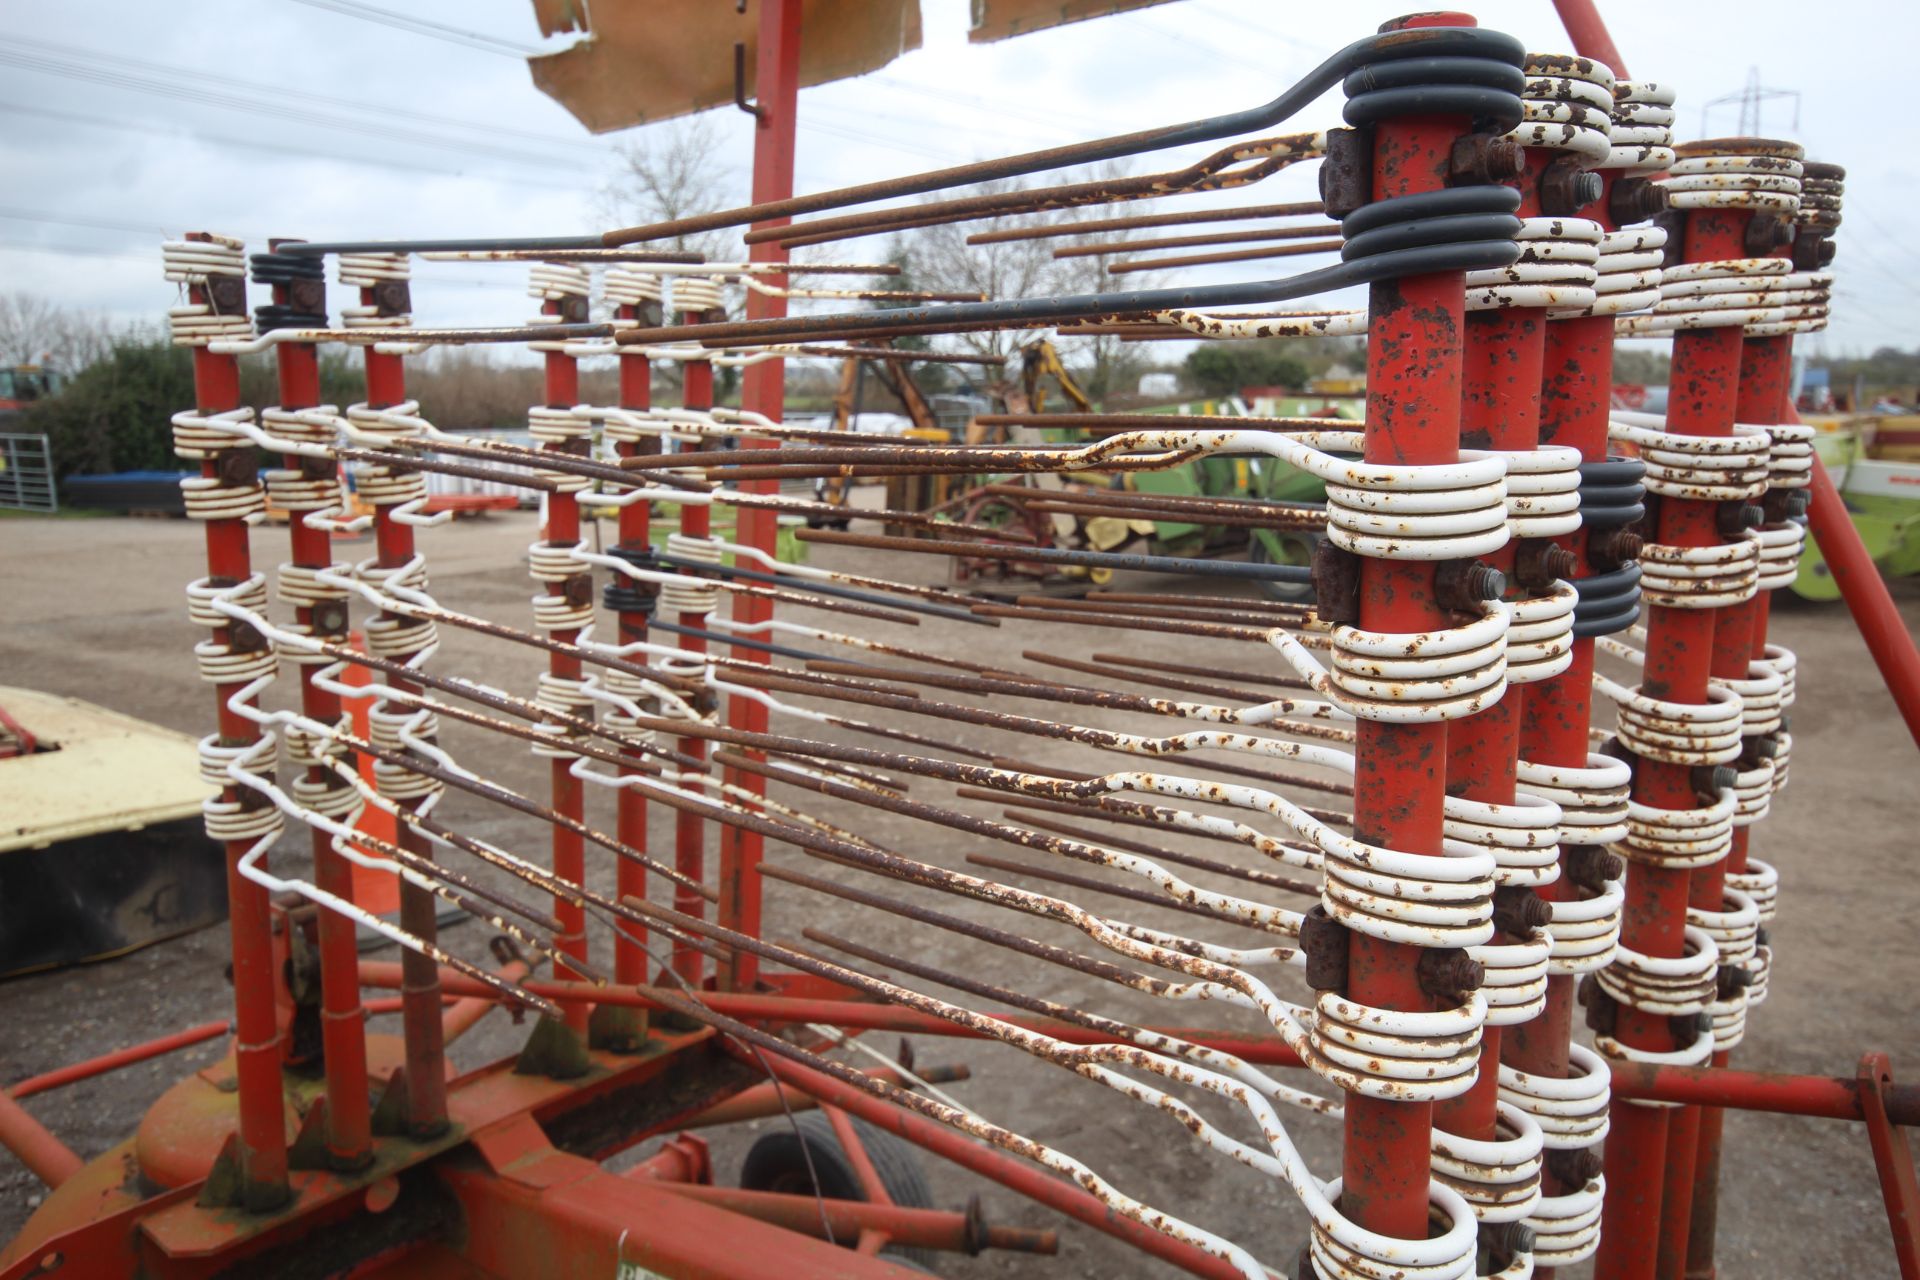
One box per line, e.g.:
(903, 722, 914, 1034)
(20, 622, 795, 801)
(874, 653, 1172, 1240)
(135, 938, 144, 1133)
(1249, 529, 1319, 603)
(739, 1111, 939, 1270)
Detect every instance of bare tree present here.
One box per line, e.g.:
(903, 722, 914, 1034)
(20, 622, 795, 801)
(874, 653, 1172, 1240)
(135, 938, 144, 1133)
(595, 115, 745, 265)
(0, 292, 113, 371)
(881, 168, 1165, 401)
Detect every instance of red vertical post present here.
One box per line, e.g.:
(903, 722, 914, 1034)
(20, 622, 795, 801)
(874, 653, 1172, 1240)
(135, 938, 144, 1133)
(718, 0, 803, 994)
(1593, 189, 1753, 1279)
(540, 292, 591, 1037)
(1343, 13, 1476, 1241)
(673, 298, 718, 987)
(358, 282, 448, 1137)
(266, 243, 372, 1168)
(182, 234, 290, 1211)
(606, 275, 660, 1029)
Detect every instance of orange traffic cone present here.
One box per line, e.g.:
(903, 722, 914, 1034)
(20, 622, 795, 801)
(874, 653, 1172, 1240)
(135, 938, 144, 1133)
(340, 632, 401, 916)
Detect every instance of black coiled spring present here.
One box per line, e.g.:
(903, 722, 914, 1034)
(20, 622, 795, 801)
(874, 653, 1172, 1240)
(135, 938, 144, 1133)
(602, 545, 659, 616)
(1573, 456, 1646, 638)
(250, 250, 327, 333)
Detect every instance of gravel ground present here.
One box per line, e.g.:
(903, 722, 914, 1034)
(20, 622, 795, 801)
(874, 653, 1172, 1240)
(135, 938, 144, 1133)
(2, 510, 1916, 1278)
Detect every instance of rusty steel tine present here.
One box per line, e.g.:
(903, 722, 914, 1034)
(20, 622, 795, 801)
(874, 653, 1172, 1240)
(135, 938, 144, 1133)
(1009, 596, 1324, 631)
(1007, 812, 1318, 898)
(315, 700, 720, 902)
(731, 582, 923, 626)
(762, 864, 1173, 998)
(795, 529, 1312, 594)
(966, 200, 1327, 245)
(965, 605, 1270, 641)
(962, 853, 1278, 928)
(1086, 595, 1312, 619)
(716, 751, 1300, 937)
(985, 750, 1353, 815)
(958, 786, 1343, 841)
(384, 433, 710, 492)
(752, 136, 1319, 249)
(596, 23, 1523, 248)
(335, 446, 563, 493)
(1019, 651, 1307, 705)
(970, 413, 1334, 434)
(1051, 222, 1345, 260)
(1092, 647, 1315, 676)
(1107, 238, 1345, 275)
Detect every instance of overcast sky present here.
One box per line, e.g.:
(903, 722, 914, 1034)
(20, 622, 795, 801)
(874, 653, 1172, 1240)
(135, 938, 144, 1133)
(3, 0, 1916, 363)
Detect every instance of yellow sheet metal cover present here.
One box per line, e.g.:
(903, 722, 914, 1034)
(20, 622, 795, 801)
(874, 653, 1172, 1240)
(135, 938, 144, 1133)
(966, 0, 1177, 43)
(528, 0, 923, 133)
(0, 687, 210, 854)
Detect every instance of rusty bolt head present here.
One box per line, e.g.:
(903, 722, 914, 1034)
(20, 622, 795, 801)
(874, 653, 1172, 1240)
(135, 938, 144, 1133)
(1608, 176, 1670, 226)
(1743, 735, 1781, 764)
(1692, 764, 1737, 800)
(1538, 157, 1604, 216)
(1717, 502, 1765, 537)
(1493, 885, 1553, 937)
(1317, 128, 1373, 220)
(216, 448, 259, 488)
(1791, 231, 1837, 271)
(1588, 527, 1644, 570)
(1418, 948, 1484, 1002)
(1310, 541, 1361, 626)
(226, 618, 268, 653)
(1670, 1011, 1712, 1045)
(1717, 964, 1755, 999)
(1436, 558, 1506, 612)
(288, 277, 326, 317)
(1485, 1221, 1535, 1263)
(1299, 904, 1351, 992)
(1449, 132, 1526, 186)
(563, 573, 594, 608)
(372, 278, 411, 316)
(1515, 539, 1579, 590)
(1546, 1145, 1605, 1186)
(1566, 844, 1625, 892)
(310, 598, 349, 636)
(299, 454, 336, 482)
(1744, 212, 1794, 257)
(1579, 975, 1618, 1034)
(207, 274, 247, 314)
(557, 294, 590, 325)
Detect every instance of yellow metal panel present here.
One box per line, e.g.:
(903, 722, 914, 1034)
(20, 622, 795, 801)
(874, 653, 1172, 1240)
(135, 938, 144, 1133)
(968, 0, 1178, 43)
(0, 687, 210, 854)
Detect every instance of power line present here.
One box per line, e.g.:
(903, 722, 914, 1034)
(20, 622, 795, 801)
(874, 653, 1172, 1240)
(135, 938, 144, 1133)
(0, 33, 607, 157)
(284, 0, 545, 59)
(0, 100, 599, 191)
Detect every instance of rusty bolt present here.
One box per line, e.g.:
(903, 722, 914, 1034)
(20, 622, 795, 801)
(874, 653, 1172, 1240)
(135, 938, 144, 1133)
(1670, 1011, 1712, 1045)
(556, 294, 590, 325)
(216, 448, 260, 488)
(1546, 1145, 1605, 1186)
(1514, 539, 1578, 591)
(207, 273, 247, 314)
(1310, 541, 1361, 626)
(1538, 156, 1604, 216)
(1317, 128, 1373, 220)
(299, 453, 335, 482)
(1417, 948, 1484, 1002)
(1692, 764, 1737, 800)
(1717, 965, 1755, 999)
(311, 598, 349, 636)
(1717, 502, 1765, 537)
(1449, 132, 1526, 186)
(563, 573, 594, 608)
(1299, 904, 1350, 992)
(1588, 527, 1644, 570)
(1742, 735, 1781, 765)
(288, 277, 326, 318)
(1484, 1221, 1535, 1264)
(1579, 975, 1618, 1034)
(372, 278, 412, 316)
(227, 617, 268, 653)
(1744, 212, 1794, 257)
(1435, 559, 1506, 611)
(1791, 230, 1837, 272)
(1565, 844, 1625, 892)
(1493, 885, 1552, 937)
(1608, 176, 1669, 226)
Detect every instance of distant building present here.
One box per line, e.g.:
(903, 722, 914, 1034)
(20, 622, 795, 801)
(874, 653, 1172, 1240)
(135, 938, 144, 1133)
(1137, 372, 1180, 398)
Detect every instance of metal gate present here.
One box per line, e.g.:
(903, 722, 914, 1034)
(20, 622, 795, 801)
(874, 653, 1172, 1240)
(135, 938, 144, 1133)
(0, 433, 56, 513)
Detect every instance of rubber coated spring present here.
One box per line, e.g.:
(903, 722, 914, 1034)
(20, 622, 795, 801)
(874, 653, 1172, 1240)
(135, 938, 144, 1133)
(1572, 456, 1645, 637)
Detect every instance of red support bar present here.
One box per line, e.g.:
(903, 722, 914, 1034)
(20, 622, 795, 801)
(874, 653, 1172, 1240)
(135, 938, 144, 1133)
(540, 299, 591, 1037)
(718, 0, 803, 994)
(1345, 12, 1476, 1241)
(185, 239, 291, 1211)
(363, 323, 449, 1139)
(0, 1091, 83, 1189)
(1549, 0, 1629, 77)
